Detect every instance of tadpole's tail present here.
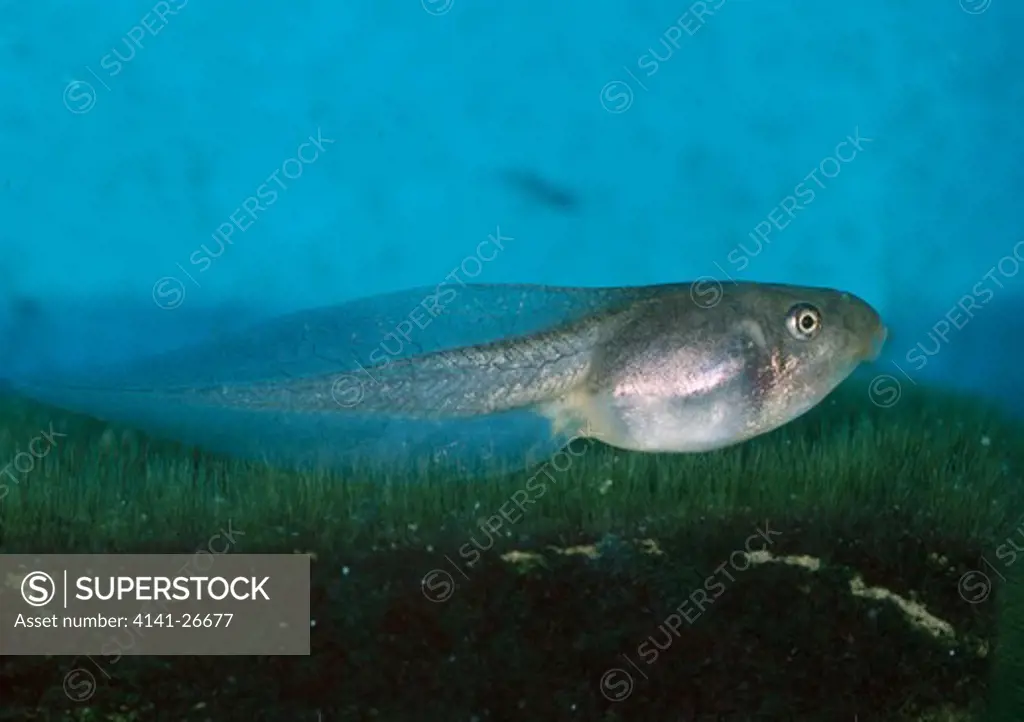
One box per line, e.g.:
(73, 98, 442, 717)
(4, 283, 666, 476)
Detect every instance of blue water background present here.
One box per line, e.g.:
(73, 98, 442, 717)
(1, 0, 1021, 411)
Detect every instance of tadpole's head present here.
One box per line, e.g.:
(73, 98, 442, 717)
(730, 282, 887, 432)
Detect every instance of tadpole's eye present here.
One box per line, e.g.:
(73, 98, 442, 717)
(786, 303, 822, 340)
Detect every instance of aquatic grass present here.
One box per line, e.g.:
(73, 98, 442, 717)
(0, 376, 1022, 720)
(1, 376, 1020, 555)
(986, 568, 1024, 721)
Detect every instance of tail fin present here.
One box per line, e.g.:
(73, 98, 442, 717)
(7, 283, 658, 476)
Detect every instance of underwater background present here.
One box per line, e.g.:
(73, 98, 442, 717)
(1, 0, 1022, 411)
(2, 1, 1024, 720)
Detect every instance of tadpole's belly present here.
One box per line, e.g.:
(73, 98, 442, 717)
(546, 350, 759, 453)
(585, 386, 751, 452)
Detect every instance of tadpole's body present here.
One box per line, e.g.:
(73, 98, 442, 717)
(8, 282, 886, 476)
